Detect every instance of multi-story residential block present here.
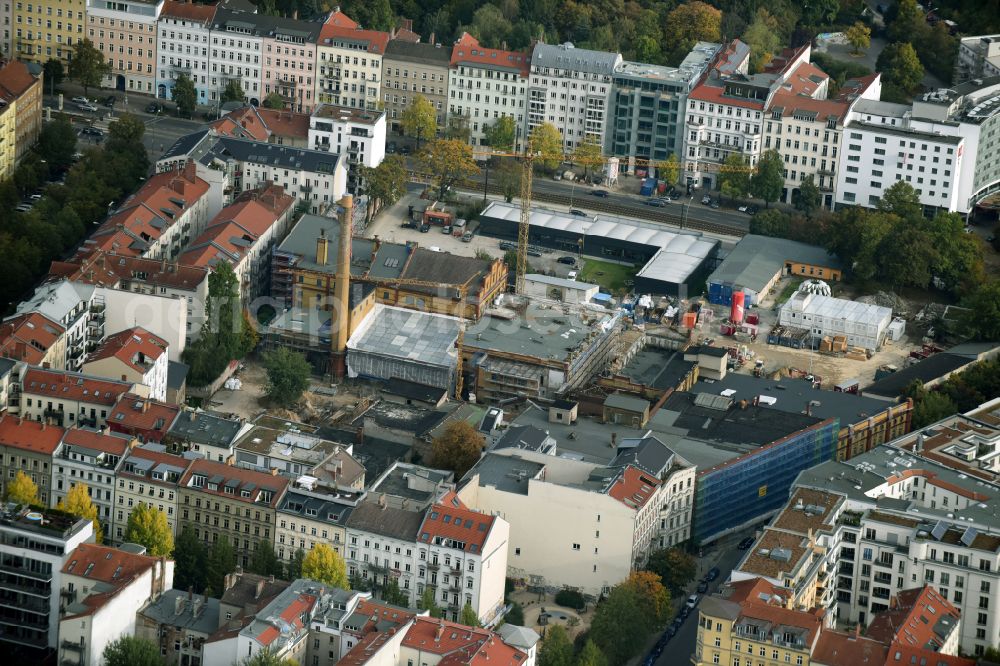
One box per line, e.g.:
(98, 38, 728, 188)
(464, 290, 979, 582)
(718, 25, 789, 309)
(136, 588, 220, 666)
(14, 280, 98, 373)
(106, 392, 181, 444)
(177, 458, 290, 566)
(275, 481, 360, 564)
(13, 0, 86, 66)
(527, 42, 621, 152)
(0, 85, 15, 180)
(315, 10, 388, 111)
(459, 434, 692, 596)
(685, 43, 822, 190)
(165, 409, 245, 461)
(0, 60, 43, 164)
(178, 183, 295, 300)
(18, 366, 136, 428)
(763, 74, 881, 209)
(85, 161, 212, 262)
(308, 104, 385, 192)
(382, 37, 450, 131)
(0, 414, 63, 504)
(82, 326, 170, 400)
(59, 542, 172, 666)
(836, 77, 1000, 216)
(218, 568, 291, 623)
(866, 585, 964, 656)
(212, 104, 310, 147)
(85, 0, 163, 94)
(733, 413, 1000, 656)
(158, 132, 349, 215)
(115, 443, 193, 540)
(51, 427, 133, 539)
(156, 0, 217, 103)
(0, 504, 93, 656)
(259, 14, 321, 112)
(956, 34, 1000, 83)
(608, 44, 720, 172)
(0, 311, 66, 369)
(449, 32, 529, 151)
(1, 0, 11, 55)
(208, 2, 264, 106)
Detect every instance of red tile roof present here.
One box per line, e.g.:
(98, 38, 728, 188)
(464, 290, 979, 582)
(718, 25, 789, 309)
(867, 586, 961, 652)
(724, 577, 790, 606)
(417, 494, 496, 553)
(687, 82, 765, 110)
(0, 312, 65, 365)
(84, 326, 168, 374)
(319, 11, 389, 54)
(159, 0, 217, 23)
(61, 427, 132, 457)
(811, 629, 889, 666)
(22, 367, 133, 406)
(0, 414, 65, 454)
(836, 73, 881, 103)
(780, 61, 830, 97)
(254, 107, 310, 140)
(883, 647, 974, 666)
(211, 109, 271, 141)
(50, 250, 209, 291)
(61, 543, 161, 618)
(179, 185, 293, 269)
(606, 465, 660, 510)
(767, 91, 849, 123)
(401, 617, 529, 666)
(107, 393, 180, 441)
(351, 599, 415, 634)
(179, 458, 290, 507)
(450, 33, 529, 77)
(256, 592, 316, 646)
(0, 60, 39, 97)
(119, 445, 193, 485)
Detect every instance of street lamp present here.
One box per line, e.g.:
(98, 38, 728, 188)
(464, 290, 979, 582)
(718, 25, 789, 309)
(681, 195, 694, 229)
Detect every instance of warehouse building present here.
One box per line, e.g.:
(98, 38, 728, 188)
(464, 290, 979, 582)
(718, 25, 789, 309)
(478, 202, 719, 296)
(706, 234, 843, 306)
(346, 304, 462, 393)
(779, 291, 892, 351)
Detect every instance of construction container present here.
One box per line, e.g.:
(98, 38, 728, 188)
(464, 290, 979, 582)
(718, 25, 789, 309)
(746, 312, 760, 326)
(682, 312, 698, 328)
(834, 378, 860, 394)
(720, 322, 736, 336)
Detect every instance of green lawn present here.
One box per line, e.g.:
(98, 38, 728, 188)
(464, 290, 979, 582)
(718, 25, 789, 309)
(579, 259, 639, 294)
(776, 278, 804, 305)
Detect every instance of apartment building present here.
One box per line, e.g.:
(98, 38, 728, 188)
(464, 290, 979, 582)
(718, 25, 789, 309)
(136, 589, 220, 666)
(178, 183, 295, 300)
(0, 87, 14, 180)
(0, 311, 65, 369)
(18, 366, 135, 428)
(14, 280, 98, 373)
(213, 104, 310, 146)
(177, 458, 290, 566)
(382, 37, 450, 130)
(763, 74, 881, 209)
(59, 542, 172, 666)
(85, 0, 163, 94)
(308, 104, 386, 192)
(956, 34, 1000, 83)
(84, 161, 212, 262)
(106, 392, 181, 444)
(259, 14, 321, 112)
(1, 0, 11, 55)
(733, 414, 1000, 656)
(0, 414, 63, 505)
(0, 59, 43, 164)
(608, 43, 720, 171)
(836, 77, 1000, 215)
(527, 42, 621, 152)
(449, 32, 529, 151)
(156, 0, 217, 103)
(82, 326, 170, 400)
(165, 408, 245, 461)
(0, 504, 93, 656)
(315, 10, 388, 110)
(459, 434, 693, 596)
(275, 482, 360, 564)
(209, 2, 264, 106)
(51, 427, 133, 539)
(13, 0, 86, 65)
(115, 443, 192, 540)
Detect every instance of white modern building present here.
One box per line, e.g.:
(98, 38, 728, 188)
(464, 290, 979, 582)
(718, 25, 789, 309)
(0, 505, 94, 654)
(956, 34, 1000, 83)
(14, 280, 96, 373)
(458, 435, 694, 596)
(309, 104, 386, 192)
(449, 31, 530, 152)
(779, 290, 892, 351)
(156, 0, 216, 103)
(527, 42, 621, 152)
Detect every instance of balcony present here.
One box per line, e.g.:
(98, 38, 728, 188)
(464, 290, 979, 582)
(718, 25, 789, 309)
(62, 637, 86, 652)
(427, 562, 440, 571)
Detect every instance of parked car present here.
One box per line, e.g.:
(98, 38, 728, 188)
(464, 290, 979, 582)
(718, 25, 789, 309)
(386, 142, 397, 154)
(71, 96, 90, 105)
(77, 102, 99, 112)
(645, 198, 667, 207)
(567, 270, 578, 280)
(569, 209, 587, 217)
(665, 625, 678, 638)
(738, 205, 757, 215)
(419, 223, 430, 233)
(552, 172, 562, 180)
(15, 204, 32, 213)
(680, 606, 690, 619)
(400, 145, 411, 155)
(705, 567, 720, 582)
(738, 536, 755, 550)
(103, 95, 117, 108)
(400, 221, 416, 229)
(80, 126, 103, 137)
(462, 232, 473, 242)
(590, 189, 609, 197)
(696, 581, 708, 593)
(428, 246, 443, 252)
(146, 102, 163, 114)
(442, 225, 451, 234)
(710, 199, 720, 209)
(686, 595, 700, 609)
(557, 256, 576, 265)
(701, 195, 712, 205)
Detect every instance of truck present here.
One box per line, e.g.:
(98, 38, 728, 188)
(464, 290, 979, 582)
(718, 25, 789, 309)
(640, 177, 657, 197)
(422, 201, 454, 227)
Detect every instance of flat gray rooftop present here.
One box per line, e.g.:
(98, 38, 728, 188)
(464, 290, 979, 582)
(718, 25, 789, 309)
(708, 234, 841, 293)
(619, 348, 695, 391)
(465, 309, 619, 363)
(464, 452, 547, 495)
(348, 304, 461, 369)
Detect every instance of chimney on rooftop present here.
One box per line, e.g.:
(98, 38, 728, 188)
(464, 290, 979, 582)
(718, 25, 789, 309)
(915, 433, 924, 453)
(610, 432, 617, 449)
(316, 228, 329, 265)
(435, 620, 444, 642)
(255, 578, 266, 600)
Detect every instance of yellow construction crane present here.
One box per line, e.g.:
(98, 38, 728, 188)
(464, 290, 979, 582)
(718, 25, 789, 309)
(684, 160, 759, 174)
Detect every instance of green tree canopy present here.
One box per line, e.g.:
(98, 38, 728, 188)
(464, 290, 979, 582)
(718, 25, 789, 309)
(845, 22, 872, 55)
(877, 181, 922, 220)
(444, 114, 472, 143)
(430, 421, 485, 478)
(69, 39, 109, 95)
(742, 10, 781, 73)
(221, 79, 246, 104)
(793, 175, 822, 218)
(263, 92, 286, 109)
(576, 639, 608, 666)
(360, 154, 407, 222)
(302, 544, 350, 588)
(205, 536, 236, 597)
(238, 647, 300, 666)
(645, 548, 696, 593)
(286, 548, 306, 580)
(173, 74, 198, 118)
(589, 584, 654, 665)
(572, 138, 603, 177)
(460, 602, 480, 627)
(662, 1, 722, 65)
(401, 95, 438, 148)
(37, 115, 77, 171)
(102, 635, 164, 666)
(174, 525, 207, 593)
(124, 503, 174, 557)
(263, 347, 312, 407)
(960, 280, 1000, 341)
(417, 139, 480, 199)
(484, 115, 517, 152)
(750, 149, 784, 207)
(43, 58, 64, 94)
(719, 153, 751, 202)
(249, 540, 285, 578)
(530, 123, 563, 172)
(538, 624, 574, 666)
(658, 154, 680, 185)
(878, 42, 924, 102)
(419, 587, 444, 618)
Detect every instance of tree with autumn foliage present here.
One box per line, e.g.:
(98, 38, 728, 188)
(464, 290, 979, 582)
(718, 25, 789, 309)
(430, 421, 485, 479)
(590, 571, 670, 664)
(58, 483, 102, 543)
(417, 139, 480, 200)
(662, 2, 722, 65)
(529, 122, 563, 173)
(5, 470, 39, 506)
